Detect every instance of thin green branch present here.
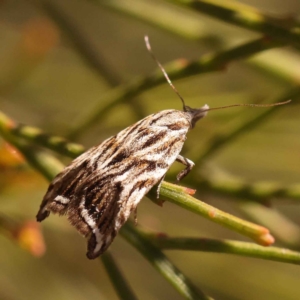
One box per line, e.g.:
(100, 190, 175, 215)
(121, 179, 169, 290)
(121, 222, 212, 300)
(2, 111, 280, 246)
(101, 252, 138, 300)
(0, 110, 285, 243)
(6, 139, 63, 181)
(159, 181, 274, 246)
(14, 125, 84, 158)
(148, 235, 300, 265)
(0, 110, 84, 159)
(2, 109, 299, 203)
(0, 108, 291, 244)
(0, 111, 297, 247)
(94, 0, 300, 87)
(99, 0, 215, 40)
(67, 37, 281, 139)
(169, 0, 300, 47)
(239, 202, 300, 249)
(190, 173, 300, 204)
(0, 113, 64, 181)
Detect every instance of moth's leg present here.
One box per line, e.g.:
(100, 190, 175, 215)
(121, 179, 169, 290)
(156, 174, 166, 199)
(176, 155, 195, 181)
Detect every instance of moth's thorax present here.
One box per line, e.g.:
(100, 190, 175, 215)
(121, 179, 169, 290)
(147, 109, 192, 129)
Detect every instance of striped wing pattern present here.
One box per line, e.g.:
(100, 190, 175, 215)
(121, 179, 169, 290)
(37, 109, 191, 258)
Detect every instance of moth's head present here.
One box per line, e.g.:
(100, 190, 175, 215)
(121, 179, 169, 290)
(185, 104, 209, 128)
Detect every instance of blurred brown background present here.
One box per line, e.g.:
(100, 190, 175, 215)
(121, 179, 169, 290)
(0, 0, 300, 299)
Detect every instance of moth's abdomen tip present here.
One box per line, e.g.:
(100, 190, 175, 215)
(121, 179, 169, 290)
(86, 251, 99, 260)
(86, 245, 106, 259)
(36, 210, 50, 222)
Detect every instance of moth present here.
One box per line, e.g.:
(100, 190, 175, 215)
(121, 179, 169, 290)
(36, 36, 290, 259)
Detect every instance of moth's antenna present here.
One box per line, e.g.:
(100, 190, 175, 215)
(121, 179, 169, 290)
(145, 35, 187, 111)
(144, 36, 291, 114)
(202, 100, 291, 112)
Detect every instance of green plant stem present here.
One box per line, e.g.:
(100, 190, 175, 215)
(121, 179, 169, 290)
(67, 37, 281, 139)
(8, 139, 63, 181)
(15, 125, 84, 158)
(2, 109, 299, 203)
(99, 0, 214, 40)
(1, 106, 293, 237)
(160, 181, 274, 246)
(0, 112, 295, 246)
(121, 222, 212, 300)
(101, 252, 138, 300)
(169, 0, 300, 47)
(0, 110, 84, 159)
(148, 235, 300, 265)
(190, 175, 300, 204)
(0, 113, 64, 181)
(97, 0, 300, 86)
(239, 202, 300, 248)
(0, 108, 283, 243)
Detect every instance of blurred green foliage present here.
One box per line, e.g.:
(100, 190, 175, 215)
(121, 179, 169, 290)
(1, 0, 300, 299)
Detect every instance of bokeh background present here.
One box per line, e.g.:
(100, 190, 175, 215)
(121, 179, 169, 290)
(1, 0, 300, 299)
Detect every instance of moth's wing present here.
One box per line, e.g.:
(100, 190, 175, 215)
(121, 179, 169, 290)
(37, 110, 190, 259)
(36, 135, 117, 223)
(82, 161, 160, 259)
(83, 121, 189, 259)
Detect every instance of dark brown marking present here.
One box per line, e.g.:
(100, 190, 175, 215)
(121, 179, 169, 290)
(165, 137, 182, 155)
(142, 131, 167, 148)
(128, 179, 150, 198)
(149, 111, 174, 125)
(157, 162, 169, 169)
(166, 123, 183, 131)
(68, 206, 91, 237)
(121, 120, 144, 140)
(107, 150, 129, 166)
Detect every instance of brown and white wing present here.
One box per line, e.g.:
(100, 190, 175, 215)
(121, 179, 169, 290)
(36, 110, 190, 259)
